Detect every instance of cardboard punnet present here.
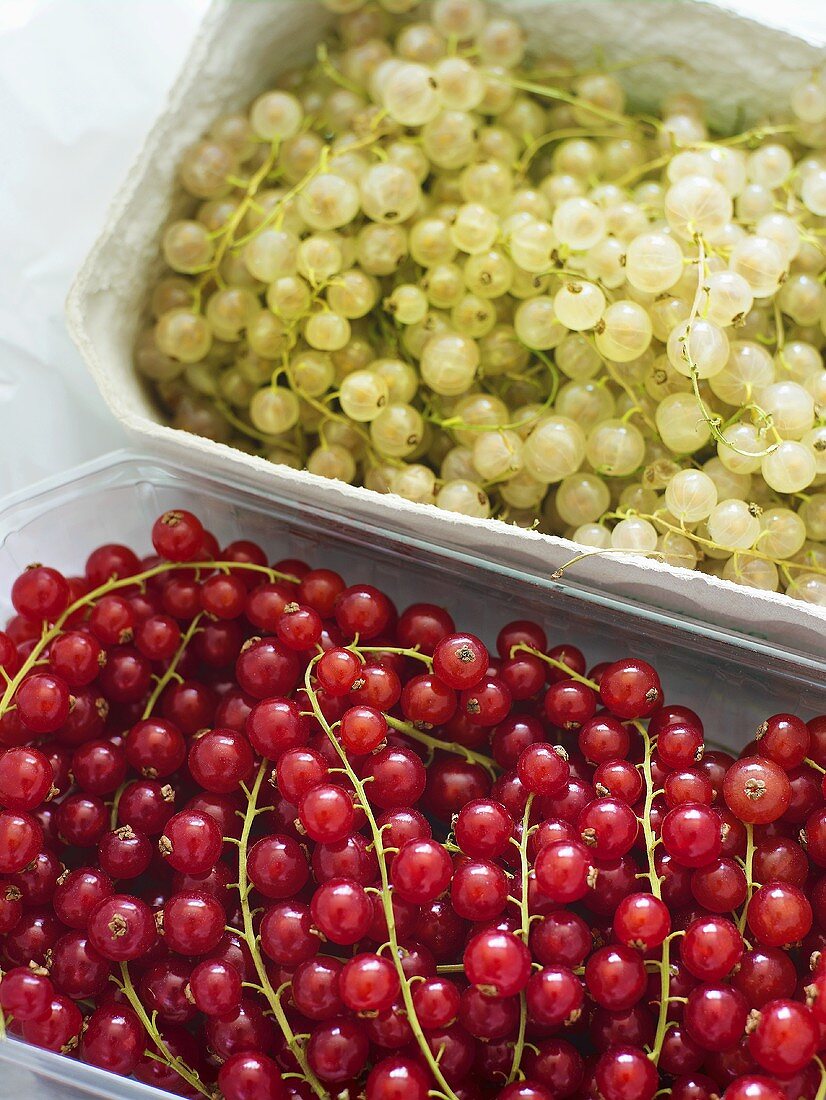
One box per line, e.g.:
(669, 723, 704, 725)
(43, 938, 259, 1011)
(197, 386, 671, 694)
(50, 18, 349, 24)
(66, 0, 826, 660)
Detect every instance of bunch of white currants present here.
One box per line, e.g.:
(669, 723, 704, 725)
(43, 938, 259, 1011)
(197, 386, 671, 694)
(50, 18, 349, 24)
(136, 0, 826, 604)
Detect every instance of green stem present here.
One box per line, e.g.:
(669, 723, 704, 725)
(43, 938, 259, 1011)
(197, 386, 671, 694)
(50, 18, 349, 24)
(236, 762, 327, 1099)
(0, 559, 297, 718)
(118, 963, 209, 1097)
(143, 612, 204, 720)
(508, 793, 534, 1083)
(511, 644, 600, 691)
(738, 823, 755, 935)
(385, 713, 497, 775)
(304, 656, 460, 1100)
(110, 612, 205, 828)
(814, 1055, 826, 1100)
(354, 644, 432, 668)
(637, 721, 672, 1064)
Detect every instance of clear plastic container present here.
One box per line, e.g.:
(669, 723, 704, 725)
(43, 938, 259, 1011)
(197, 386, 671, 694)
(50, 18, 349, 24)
(1, 448, 825, 1099)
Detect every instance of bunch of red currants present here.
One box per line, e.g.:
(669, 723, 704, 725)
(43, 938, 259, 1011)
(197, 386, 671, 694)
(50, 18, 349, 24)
(0, 508, 825, 1100)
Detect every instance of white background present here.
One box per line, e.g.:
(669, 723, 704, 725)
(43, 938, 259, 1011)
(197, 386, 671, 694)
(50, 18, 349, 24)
(0, 0, 823, 498)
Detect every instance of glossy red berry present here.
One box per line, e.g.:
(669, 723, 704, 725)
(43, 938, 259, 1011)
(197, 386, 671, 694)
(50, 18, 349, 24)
(163, 891, 225, 955)
(88, 894, 156, 961)
(298, 784, 355, 844)
(599, 658, 662, 718)
(152, 510, 205, 562)
(585, 945, 647, 1011)
(15, 673, 71, 734)
(0, 747, 53, 811)
(755, 713, 810, 769)
(747, 999, 818, 1077)
(454, 799, 513, 859)
(12, 566, 70, 622)
(661, 802, 722, 868)
(432, 633, 488, 690)
(681, 916, 743, 981)
(594, 1046, 658, 1100)
(746, 882, 812, 947)
(0, 966, 54, 1021)
(311, 878, 372, 945)
(613, 893, 671, 951)
(391, 838, 452, 904)
(159, 809, 223, 875)
(218, 1052, 288, 1100)
(723, 757, 791, 825)
(464, 929, 531, 997)
(517, 743, 569, 796)
(366, 1055, 430, 1100)
(684, 984, 748, 1051)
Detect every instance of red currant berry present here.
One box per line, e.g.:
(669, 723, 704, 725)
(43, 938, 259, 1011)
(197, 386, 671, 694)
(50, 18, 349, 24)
(747, 999, 818, 1077)
(21, 993, 82, 1053)
(189, 728, 254, 794)
(683, 984, 748, 1051)
(335, 585, 394, 641)
(247, 834, 308, 899)
(218, 1051, 288, 1100)
(517, 743, 569, 796)
(311, 877, 373, 944)
(12, 566, 70, 622)
(450, 859, 508, 921)
(88, 894, 156, 961)
(681, 916, 744, 981)
(362, 746, 426, 810)
(152, 510, 204, 562)
(0, 747, 53, 811)
(613, 893, 671, 951)
(578, 796, 638, 859)
(185, 958, 241, 1017)
(236, 638, 300, 699)
(747, 882, 812, 948)
(432, 633, 488, 690)
(0, 966, 54, 1021)
(163, 891, 225, 955)
(366, 1055, 430, 1100)
(159, 809, 223, 875)
(340, 953, 399, 1014)
(585, 945, 647, 1011)
(594, 1046, 658, 1100)
(525, 965, 584, 1027)
(49, 630, 105, 687)
(80, 1004, 145, 1076)
(454, 799, 513, 859)
(16, 672, 71, 734)
(298, 784, 355, 844)
(661, 802, 722, 868)
(599, 658, 662, 719)
(464, 929, 531, 997)
(391, 838, 452, 904)
(755, 713, 810, 769)
(723, 757, 791, 825)
(460, 676, 511, 727)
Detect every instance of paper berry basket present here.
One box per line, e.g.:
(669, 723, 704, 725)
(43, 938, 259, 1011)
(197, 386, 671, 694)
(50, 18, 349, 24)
(66, 0, 826, 662)
(0, 448, 824, 1099)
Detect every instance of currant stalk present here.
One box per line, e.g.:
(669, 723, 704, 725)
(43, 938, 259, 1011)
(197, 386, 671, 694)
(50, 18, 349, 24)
(737, 822, 756, 935)
(303, 654, 461, 1100)
(0, 559, 297, 719)
(508, 791, 535, 1084)
(636, 719, 674, 1064)
(235, 761, 327, 1100)
(116, 962, 210, 1098)
(110, 612, 205, 828)
(385, 713, 497, 775)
